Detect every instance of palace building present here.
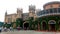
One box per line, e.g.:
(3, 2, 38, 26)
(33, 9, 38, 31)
(4, 1, 60, 31)
(37, 1, 60, 31)
(4, 5, 36, 28)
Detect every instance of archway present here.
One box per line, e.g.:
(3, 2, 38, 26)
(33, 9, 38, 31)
(42, 21, 46, 30)
(48, 20, 56, 31)
(58, 20, 60, 30)
(24, 23, 29, 30)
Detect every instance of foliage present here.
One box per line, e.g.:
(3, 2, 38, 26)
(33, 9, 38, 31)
(38, 16, 60, 30)
(27, 17, 36, 30)
(16, 18, 23, 27)
(3, 23, 11, 28)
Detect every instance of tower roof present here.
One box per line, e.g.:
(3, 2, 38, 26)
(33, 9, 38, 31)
(5, 10, 7, 15)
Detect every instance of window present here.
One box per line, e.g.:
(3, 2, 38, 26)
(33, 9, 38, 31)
(45, 9, 49, 14)
(49, 21, 56, 24)
(49, 9, 53, 13)
(8, 18, 11, 23)
(53, 8, 57, 13)
(58, 8, 60, 13)
(42, 10, 45, 14)
(38, 11, 42, 16)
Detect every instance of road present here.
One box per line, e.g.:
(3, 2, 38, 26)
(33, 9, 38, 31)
(0, 30, 60, 34)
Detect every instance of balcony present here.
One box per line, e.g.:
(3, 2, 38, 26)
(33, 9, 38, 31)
(37, 8, 60, 17)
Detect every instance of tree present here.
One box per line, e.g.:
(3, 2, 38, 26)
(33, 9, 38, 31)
(3, 23, 12, 28)
(16, 18, 23, 28)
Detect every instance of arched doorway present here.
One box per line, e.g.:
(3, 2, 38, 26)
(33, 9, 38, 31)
(23, 23, 29, 30)
(48, 20, 56, 31)
(58, 20, 60, 30)
(42, 21, 46, 30)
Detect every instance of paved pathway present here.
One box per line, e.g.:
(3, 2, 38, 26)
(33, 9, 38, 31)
(0, 30, 60, 34)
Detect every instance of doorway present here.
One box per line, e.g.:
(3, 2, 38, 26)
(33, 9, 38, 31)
(48, 20, 56, 31)
(24, 23, 29, 30)
(49, 24, 55, 31)
(42, 21, 46, 30)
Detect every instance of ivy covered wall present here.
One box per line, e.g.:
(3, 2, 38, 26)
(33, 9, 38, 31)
(38, 15, 60, 30)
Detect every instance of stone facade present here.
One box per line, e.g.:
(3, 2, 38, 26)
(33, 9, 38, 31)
(36, 1, 60, 31)
(4, 1, 60, 31)
(4, 5, 36, 28)
(5, 8, 23, 23)
(5, 5, 36, 23)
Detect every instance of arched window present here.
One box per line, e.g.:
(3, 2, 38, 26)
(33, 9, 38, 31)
(48, 20, 56, 24)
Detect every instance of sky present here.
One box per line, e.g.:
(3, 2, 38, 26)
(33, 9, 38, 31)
(0, 0, 60, 22)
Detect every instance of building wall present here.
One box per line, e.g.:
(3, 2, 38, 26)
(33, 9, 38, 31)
(22, 13, 29, 20)
(29, 11, 34, 17)
(5, 14, 17, 23)
(5, 8, 23, 23)
(11, 14, 17, 22)
(44, 4, 60, 9)
(5, 15, 11, 23)
(38, 15, 60, 30)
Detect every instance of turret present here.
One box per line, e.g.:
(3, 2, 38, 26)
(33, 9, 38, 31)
(29, 5, 36, 17)
(17, 8, 23, 18)
(5, 11, 7, 16)
(5, 10, 7, 23)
